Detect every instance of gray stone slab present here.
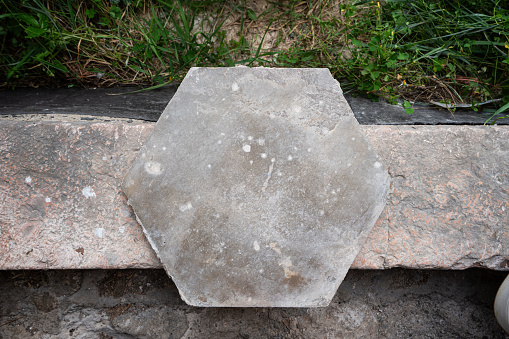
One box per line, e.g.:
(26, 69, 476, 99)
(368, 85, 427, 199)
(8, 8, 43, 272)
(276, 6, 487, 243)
(346, 95, 507, 125)
(0, 86, 177, 122)
(122, 67, 390, 307)
(2, 84, 506, 125)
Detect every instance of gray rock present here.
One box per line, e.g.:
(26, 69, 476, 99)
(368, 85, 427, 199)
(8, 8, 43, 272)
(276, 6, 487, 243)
(122, 67, 390, 307)
(4, 85, 506, 125)
(111, 306, 188, 339)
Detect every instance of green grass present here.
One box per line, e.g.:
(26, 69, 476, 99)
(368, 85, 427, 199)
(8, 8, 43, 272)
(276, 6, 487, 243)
(333, 0, 509, 119)
(1, 0, 508, 121)
(0, 0, 276, 87)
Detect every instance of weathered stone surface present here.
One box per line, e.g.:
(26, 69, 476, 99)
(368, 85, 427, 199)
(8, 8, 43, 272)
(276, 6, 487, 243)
(355, 125, 509, 270)
(122, 68, 390, 307)
(0, 121, 159, 269)
(0, 122, 508, 271)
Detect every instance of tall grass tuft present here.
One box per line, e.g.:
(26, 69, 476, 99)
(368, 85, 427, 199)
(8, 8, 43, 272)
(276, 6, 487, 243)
(0, 0, 273, 87)
(318, 0, 508, 117)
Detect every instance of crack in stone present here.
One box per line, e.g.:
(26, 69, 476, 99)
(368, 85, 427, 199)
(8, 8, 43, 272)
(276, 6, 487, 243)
(262, 161, 275, 192)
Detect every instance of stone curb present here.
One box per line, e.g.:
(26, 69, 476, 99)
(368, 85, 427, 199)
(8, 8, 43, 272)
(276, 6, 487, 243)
(0, 122, 507, 270)
(2, 86, 507, 125)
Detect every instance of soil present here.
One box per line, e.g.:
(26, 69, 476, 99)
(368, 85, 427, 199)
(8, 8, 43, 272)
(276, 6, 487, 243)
(0, 268, 508, 338)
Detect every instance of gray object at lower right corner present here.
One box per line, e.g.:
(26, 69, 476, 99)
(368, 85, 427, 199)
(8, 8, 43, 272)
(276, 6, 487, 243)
(495, 274, 509, 334)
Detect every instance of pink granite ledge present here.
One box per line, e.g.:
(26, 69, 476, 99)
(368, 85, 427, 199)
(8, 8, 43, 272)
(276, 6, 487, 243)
(0, 122, 507, 270)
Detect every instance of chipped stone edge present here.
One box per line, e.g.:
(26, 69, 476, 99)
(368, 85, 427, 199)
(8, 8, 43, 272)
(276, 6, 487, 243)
(328, 164, 392, 305)
(125, 198, 193, 306)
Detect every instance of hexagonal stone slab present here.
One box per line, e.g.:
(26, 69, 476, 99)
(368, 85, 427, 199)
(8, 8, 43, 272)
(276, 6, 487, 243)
(122, 67, 390, 307)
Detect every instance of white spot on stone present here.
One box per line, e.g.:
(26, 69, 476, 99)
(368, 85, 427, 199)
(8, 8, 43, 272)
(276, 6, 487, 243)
(352, 137, 355, 141)
(82, 186, 96, 199)
(208, 164, 212, 168)
(144, 161, 162, 175)
(162, 146, 167, 151)
(179, 202, 193, 212)
(271, 158, 275, 163)
(287, 155, 293, 161)
(119, 226, 126, 234)
(248, 136, 253, 141)
(319, 210, 325, 216)
(308, 148, 312, 152)
(253, 241, 260, 251)
(221, 133, 225, 136)
(249, 160, 253, 165)
(232, 82, 239, 91)
(258, 138, 265, 146)
(45, 197, 51, 203)
(25, 176, 32, 184)
(102, 156, 107, 161)
(217, 140, 222, 144)
(248, 297, 252, 302)
(261, 153, 267, 159)
(259, 269, 264, 273)
(374, 161, 382, 168)
(94, 228, 105, 238)
(243, 145, 251, 153)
